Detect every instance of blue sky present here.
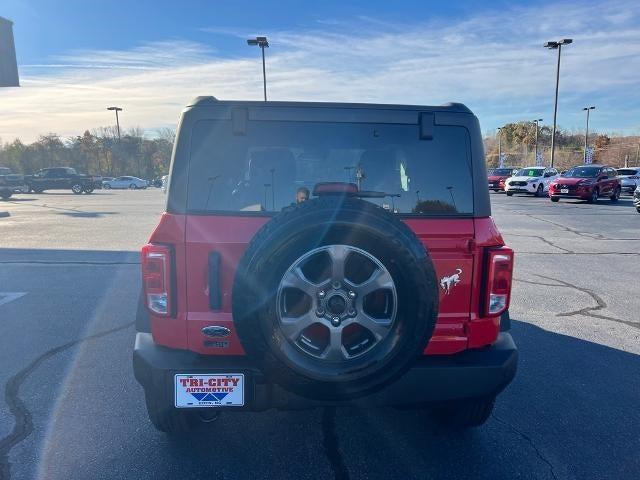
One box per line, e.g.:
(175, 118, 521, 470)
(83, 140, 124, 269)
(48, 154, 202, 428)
(1, 0, 639, 141)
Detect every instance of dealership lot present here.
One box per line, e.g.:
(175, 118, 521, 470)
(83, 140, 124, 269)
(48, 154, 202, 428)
(0, 190, 638, 480)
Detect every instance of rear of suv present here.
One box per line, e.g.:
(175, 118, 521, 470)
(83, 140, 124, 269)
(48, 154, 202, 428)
(133, 98, 517, 433)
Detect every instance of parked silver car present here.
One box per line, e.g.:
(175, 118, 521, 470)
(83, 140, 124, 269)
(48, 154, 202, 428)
(616, 168, 640, 194)
(103, 176, 148, 190)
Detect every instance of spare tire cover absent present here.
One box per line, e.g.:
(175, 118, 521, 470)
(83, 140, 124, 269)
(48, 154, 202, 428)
(232, 197, 438, 399)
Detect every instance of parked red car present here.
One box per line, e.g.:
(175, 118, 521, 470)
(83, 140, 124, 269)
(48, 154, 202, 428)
(549, 165, 621, 203)
(133, 98, 517, 433)
(488, 167, 520, 192)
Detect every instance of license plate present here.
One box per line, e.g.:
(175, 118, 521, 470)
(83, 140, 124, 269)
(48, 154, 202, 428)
(560, 188, 569, 194)
(175, 374, 244, 408)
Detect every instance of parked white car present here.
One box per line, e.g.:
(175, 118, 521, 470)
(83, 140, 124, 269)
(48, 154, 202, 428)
(103, 176, 148, 190)
(505, 167, 559, 197)
(616, 168, 640, 194)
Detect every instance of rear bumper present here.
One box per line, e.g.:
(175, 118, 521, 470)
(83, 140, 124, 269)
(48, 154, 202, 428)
(133, 332, 518, 411)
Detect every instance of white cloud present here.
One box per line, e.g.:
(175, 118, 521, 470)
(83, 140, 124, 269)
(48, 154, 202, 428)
(1, 0, 639, 142)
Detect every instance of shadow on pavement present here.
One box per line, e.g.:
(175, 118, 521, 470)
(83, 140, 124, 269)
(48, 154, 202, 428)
(22, 314, 639, 480)
(56, 211, 118, 218)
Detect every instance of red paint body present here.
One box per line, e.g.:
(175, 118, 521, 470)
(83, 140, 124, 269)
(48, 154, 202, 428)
(146, 213, 509, 357)
(549, 174, 621, 200)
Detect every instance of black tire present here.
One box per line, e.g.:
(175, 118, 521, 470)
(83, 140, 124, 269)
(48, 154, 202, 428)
(535, 184, 544, 197)
(0, 190, 11, 199)
(610, 186, 620, 202)
(144, 391, 201, 434)
(506, 191, 514, 197)
(104, 183, 111, 190)
(135, 290, 151, 333)
(432, 396, 496, 428)
(71, 183, 83, 194)
(33, 187, 44, 194)
(83, 186, 94, 194)
(636, 207, 640, 213)
(232, 197, 439, 400)
(587, 188, 598, 204)
(550, 196, 560, 202)
(499, 310, 511, 332)
(129, 183, 137, 189)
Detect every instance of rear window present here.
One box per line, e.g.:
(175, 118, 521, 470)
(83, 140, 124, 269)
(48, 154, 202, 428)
(617, 169, 638, 176)
(186, 119, 473, 215)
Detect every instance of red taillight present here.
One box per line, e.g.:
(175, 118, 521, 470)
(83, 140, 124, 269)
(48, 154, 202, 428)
(485, 247, 514, 317)
(141, 244, 174, 317)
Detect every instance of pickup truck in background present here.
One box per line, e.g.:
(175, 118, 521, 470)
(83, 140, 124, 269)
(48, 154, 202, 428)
(0, 167, 28, 199)
(25, 167, 97, 194)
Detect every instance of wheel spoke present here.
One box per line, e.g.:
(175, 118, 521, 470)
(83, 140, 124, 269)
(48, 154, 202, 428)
(327, 245, 349, 281)
(320, 327, 346, 361)
(281, 267, 317, 296)
(356, 268, 394, 297)
(280, 313, 317, 341)
(354, 313, 392, 340)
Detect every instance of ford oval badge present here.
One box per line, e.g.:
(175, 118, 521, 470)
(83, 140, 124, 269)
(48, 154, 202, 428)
(202, 326, 231, 338)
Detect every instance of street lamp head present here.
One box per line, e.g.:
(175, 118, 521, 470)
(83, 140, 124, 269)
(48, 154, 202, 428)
(247, 36, 269, 48)
(559, 38, 573, 45)
(544, 41, 559, 49)
(583, 106, 595, 111)
(107, 106, 122, 112)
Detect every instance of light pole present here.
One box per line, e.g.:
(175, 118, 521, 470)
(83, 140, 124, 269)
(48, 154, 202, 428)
(247, 36, 269, 101)
(107, 106, 122, 140)
(582, 106, 595, 163)
(497, 127, 503, 166)
(544, 39, 573, 168)
(532, 118, 543, 163)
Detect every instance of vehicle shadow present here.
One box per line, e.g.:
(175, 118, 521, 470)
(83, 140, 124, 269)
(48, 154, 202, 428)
(1, 197, 39, 202)
(56, 211, 118, 218)
(140, 320, 640, 479)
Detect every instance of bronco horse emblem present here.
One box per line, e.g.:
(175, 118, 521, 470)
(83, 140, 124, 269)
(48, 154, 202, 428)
(440, 268, 462, 295)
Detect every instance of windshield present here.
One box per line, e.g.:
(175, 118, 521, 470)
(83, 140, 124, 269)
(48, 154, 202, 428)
(563, 167, 601, 178)
(490, 168, 515, 176)
(515, 168, 544, 177)
(187, 120, 473, 215)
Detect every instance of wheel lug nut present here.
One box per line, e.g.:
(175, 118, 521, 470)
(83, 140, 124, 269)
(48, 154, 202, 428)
(348, 291, 356, 299)
(348, 308, 356, 316)
(316, 309, 325, 317)
(332, 281, 341, 290)
(318, 290, 326, 298)
(331, 316, 341, 326)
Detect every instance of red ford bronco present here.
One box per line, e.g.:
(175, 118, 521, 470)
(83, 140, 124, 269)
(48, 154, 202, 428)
(133, 97, 517, 433)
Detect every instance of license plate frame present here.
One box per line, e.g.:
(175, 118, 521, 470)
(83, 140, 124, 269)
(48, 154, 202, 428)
(560, 188, 569, 194)
(174, 374, 245, 408)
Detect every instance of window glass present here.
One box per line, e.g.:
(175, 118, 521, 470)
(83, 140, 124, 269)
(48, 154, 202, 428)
(516, 168, 544, 177)
(564, 167, 600, 178)
(187, 119, 473, 215)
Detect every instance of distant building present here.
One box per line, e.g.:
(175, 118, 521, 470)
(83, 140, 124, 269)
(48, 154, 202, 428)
(0, 16, 19, 87)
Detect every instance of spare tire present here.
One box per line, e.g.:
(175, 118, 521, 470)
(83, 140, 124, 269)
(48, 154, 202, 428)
(232, 197, 438, 400)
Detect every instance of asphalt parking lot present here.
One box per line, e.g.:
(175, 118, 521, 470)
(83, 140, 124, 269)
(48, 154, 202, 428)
(0, 189, 638, 480)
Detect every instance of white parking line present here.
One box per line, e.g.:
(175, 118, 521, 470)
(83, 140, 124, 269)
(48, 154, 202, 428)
(0, 292, 27, 307)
